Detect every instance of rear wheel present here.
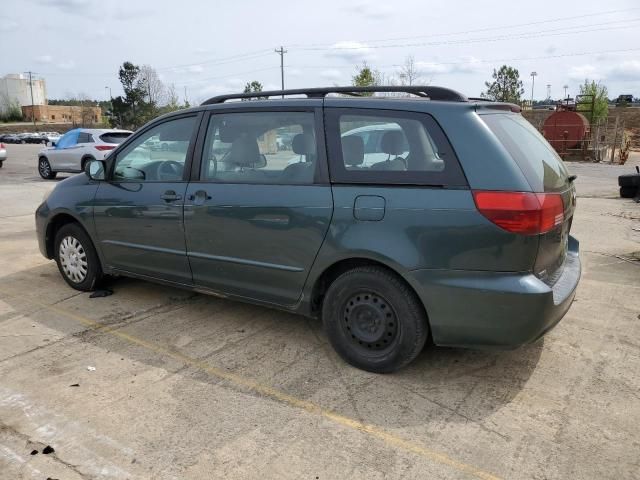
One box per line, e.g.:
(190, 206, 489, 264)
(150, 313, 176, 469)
(38, 157, 57, 179)
(322, 266, 428, 373)
(618, 174, 640, 188)
(54, 223, 102, 291)
(620, 186, 639, 198)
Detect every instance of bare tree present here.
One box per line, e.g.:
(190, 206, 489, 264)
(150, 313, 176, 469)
(78, 92, 95, 127)
(398, 56, 422, 86)
(140, 65, 167, 106)
(165, 83, 180, 111)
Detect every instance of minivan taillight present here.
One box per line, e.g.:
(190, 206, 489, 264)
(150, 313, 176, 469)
(95, 145, 115, 151)
(473, 191, 564, 235)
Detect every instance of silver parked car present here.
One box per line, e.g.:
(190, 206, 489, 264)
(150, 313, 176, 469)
(0, 142, 6, 167)
(37, 128, 132, 179)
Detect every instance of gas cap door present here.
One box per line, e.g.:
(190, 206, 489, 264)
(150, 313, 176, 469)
(353, 195, 386, 221)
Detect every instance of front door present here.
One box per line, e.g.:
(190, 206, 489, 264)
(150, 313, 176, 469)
(47, 129, 80, 170)
(93, 114, 200, 284)
(184, 107, 333, 306)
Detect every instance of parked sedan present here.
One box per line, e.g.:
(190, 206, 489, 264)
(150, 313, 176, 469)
(37, 128, 132, 179)
(0, 142, 6, 167)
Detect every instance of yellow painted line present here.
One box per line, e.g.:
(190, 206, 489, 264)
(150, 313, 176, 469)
(37, 300, 501, 480)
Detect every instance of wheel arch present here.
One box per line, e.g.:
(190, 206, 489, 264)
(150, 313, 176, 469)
(309, 257, 429, 322)
(80, 155, 95, 171)
(44, 212, 91, 259)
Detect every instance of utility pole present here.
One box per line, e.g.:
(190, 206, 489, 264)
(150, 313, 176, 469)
(546, 84, 552, 101)
(530, 71, 537, 109)
(275, 46, 287, 98)
(25, 71, 37, 128)
(563, 85, 569, 100)
(184, 86, 189, 106)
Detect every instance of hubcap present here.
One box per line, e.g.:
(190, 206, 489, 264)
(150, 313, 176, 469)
(39, 160, 50, 176)
(59, 236, 88, 283)
(342, 292, 398, 350)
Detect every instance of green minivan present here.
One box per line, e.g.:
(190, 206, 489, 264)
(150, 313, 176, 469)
(35, 86, 580, 372)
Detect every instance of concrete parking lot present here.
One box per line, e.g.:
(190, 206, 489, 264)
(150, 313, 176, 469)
(1, 143, 639, 480)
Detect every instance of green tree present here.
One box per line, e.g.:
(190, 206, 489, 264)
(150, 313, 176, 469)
(242, 81, 264, 101)
(577, 80, 608, 124)
(352, 62, 378, 96)
(482, 65, 524, 103)
(117, 61, 147, 128)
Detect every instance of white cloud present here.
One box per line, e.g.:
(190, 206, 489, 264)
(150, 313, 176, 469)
(608, 60, 640, 82)
(320, 69, 343, 81)
(324, 41, 375, 62)
(35, 0, 93, 13)
(35, 55, 54, 64)
(343, 1, 394, 20)
(567, 64, 603, 81)
(57, 60, 76, 70)
(415, 57, 483, 76)
(187, 65, 204, 74)
(0, 19, 19, 32)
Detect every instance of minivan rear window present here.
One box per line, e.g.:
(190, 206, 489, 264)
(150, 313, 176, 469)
(481, 114, 568, 192)
(100, 132, 132, 144)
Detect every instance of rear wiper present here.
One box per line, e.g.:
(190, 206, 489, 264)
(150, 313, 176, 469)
(567, 175, 577, 183)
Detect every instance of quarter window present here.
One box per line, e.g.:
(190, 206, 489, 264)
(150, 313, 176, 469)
(326, 109, 466, 186)
(201, 111, 318, 184)
(112, 116, 196, 182)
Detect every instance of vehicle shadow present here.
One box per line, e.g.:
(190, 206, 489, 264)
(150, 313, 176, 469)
(1, 263, 543, 431)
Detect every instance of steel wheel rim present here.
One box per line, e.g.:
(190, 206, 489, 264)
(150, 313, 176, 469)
(39, 159, 50, 176)
(342, 291, 399, 351)
(59, 236, 88, 283)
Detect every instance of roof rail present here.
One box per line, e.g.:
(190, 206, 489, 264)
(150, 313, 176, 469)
(201, 86, 468, 105)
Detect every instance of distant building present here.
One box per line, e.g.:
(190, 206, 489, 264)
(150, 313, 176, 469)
(0, 73, 47, 109)
(22, 104, 102, 125)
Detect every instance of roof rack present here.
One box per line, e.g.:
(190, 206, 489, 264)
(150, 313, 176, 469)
(201, 86, 468, 105)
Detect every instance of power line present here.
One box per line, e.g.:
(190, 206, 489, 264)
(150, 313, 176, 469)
(275, 46, 287, 97)
(297, 20, 640, 51)
(24, 71, 37, 128)
(289, 7, 640, 47)
(290, 46, 640, 70)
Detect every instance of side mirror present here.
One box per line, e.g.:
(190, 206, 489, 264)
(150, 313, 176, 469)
(85, 159, 106, 181)
(253, 154, 267, 169)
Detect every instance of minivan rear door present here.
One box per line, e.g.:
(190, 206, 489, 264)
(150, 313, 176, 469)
(183, 105, 333, 306)
(481, 113, 576, 282)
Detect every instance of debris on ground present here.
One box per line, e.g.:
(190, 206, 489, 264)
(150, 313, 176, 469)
(69, 383, 80, 387)
(89, 289, 113, 298)
(42, 445, 55, 454)
(87, 366, 96, 371)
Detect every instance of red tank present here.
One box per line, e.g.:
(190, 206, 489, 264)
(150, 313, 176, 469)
(542, 111, 590, 150)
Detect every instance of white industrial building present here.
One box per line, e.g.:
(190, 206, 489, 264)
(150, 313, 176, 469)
(0, 74, 47, 112)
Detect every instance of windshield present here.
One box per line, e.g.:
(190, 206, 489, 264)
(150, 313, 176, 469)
(482, 113, 568, 192)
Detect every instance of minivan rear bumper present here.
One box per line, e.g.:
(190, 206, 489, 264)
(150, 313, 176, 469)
(408, 236, 580, 348)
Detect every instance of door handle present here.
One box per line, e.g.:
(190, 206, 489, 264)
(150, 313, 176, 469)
(187, 190, 212, 203)
(160, 190, 182, 201)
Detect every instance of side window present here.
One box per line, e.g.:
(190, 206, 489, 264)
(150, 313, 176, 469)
(201, 111, 317, 184)
(77, 132, 93, 144)
(327, 109, 466, 186)
(56, 130, 78, 149)
(112, 116, 196, 182)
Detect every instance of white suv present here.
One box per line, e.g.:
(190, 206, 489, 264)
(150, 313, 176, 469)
(37, 128, 132, 179)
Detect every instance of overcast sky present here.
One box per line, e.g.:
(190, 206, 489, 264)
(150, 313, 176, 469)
(1, 0, 639, 103)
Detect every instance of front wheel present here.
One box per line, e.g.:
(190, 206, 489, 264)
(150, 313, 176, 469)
(54, 223, 102, 291)
(322, 266, 429, 373)
(38, 157, 57, 179)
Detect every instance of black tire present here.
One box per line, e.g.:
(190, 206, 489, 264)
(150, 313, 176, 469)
(618, 174, 640, 188)
(38, 157, 57, 179)
(322, 266, 429, 373)
(81, 156, 95, 172)
(620, 186, 639, 198)
(54, 223, 102, 291)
